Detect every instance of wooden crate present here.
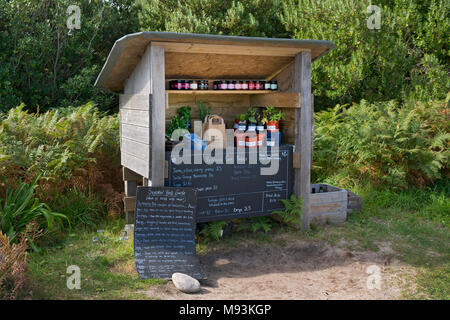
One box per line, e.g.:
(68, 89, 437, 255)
(310, 184, 348, 224)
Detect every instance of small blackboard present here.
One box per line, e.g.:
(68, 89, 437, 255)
(166, 145, 294, 222)
(134, 186, 205, 279)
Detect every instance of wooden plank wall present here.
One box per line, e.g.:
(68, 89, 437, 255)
(120, 44, 152, 179)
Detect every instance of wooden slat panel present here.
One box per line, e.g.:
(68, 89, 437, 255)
(150, 43, 166, 186)
(121, 123, 150, 144)
(165, 52, 293, 80)
(156, 41, 304, 57)
(120, 109, 150, 127)
(121, 137, 150, 161)
(250, 92, 301, 108)
(119, 94, 150, 110)
(123, 44, 151, 94)
(123, 167, 142, 181)
(121, 151, 149, 178)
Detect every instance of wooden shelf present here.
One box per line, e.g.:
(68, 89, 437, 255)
(166, 90, 279, 95)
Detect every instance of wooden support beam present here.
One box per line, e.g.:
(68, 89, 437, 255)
(153, 41, 304, 57)
(293, 152, 300, 169)
(123, 196, 137, 212)
(293, 51, 312, 231)
(150, 43, 166, 186)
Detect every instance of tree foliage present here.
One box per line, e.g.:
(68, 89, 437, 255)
(0, 0, 139, 112)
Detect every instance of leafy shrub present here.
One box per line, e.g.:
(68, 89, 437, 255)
(0, 103, 121, 207)
(313, 96, 449, 189)
(0, 177, 67, 244)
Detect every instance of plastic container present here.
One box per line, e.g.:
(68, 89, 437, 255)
(266, 131, 281, 147)
(234, 131, 246, 148)
(184, 133, 208, 150)
(245, 133, 257, 148)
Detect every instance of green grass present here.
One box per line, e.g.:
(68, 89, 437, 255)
(27, 219, 165, 299)
(26, 181, 449, 300)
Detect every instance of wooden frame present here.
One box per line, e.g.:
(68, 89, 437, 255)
(96, 32, 333, 230)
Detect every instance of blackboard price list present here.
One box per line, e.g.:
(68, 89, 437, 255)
(134, 187, 205, 280)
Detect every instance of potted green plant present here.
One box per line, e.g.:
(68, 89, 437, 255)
(246, 107, 258, 132)
(236, 114, 247, 131)
(198, 101, 211, 123)
(262, 106, 284, 131)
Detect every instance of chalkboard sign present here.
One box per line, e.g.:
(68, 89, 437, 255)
(165, 145, 294, 222)
(134, 187, 205, 279)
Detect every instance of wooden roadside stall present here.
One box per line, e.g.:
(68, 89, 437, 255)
(95, 31, 335, 230)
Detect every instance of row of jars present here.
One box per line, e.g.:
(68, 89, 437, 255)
(168, 80, 278, 91)
(169, 80, 209, 90)
(213, 80, 277, 91)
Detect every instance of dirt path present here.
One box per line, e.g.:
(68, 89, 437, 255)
(141, 238, 412, 300)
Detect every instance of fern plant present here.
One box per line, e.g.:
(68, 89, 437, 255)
(199, 221, 229, 242)
(237, 216, 274, 233)
(273, 194, 303, 227)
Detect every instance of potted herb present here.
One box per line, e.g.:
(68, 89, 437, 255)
(246, 107, 258, 132)
(198, 101, 211, 123)
(166, 106, 191, 141)
(178, 106, 191, 129)
(236, 114, 247, 131)
(255, 108, 265, 132)
(262, 106, 284, 131)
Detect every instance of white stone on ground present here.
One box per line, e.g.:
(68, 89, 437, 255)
(171, 273, 201, 293)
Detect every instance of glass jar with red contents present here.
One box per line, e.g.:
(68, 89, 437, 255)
(175, 80, 183, 90)
(183, 80, 190, 90)
(255, 80, 261, 90)
(248, 80, 255, 90)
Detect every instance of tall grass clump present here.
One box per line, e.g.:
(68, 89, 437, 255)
(313, 95, 449, 189)
(0, 177, 67, 244)
(51, 188, 106, 231)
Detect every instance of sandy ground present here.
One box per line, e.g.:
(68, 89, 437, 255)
(140, 237, 413, 300)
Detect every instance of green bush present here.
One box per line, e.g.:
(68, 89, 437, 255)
(0, 103, 120, 196)
(313, 96, 449, 189)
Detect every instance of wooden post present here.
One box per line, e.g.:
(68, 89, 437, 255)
(123, 167, 141, 224)
(149, 43, 166, 186)
(293, 52, 312, 230)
